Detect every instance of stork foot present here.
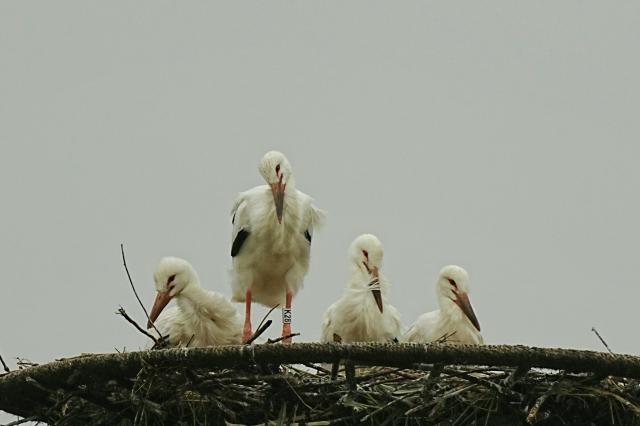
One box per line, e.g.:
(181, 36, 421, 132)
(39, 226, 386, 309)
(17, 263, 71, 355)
(243, 323, 253, 344)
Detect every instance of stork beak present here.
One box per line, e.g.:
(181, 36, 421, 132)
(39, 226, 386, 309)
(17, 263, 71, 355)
(147, 291, 172, 329)
(454, 292, 481, 331)
(368, 266, 384, 313)
(270, 178, 285, 224)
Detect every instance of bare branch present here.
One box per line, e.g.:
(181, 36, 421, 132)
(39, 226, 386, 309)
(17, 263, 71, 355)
(302, 362, 332, 375)
(245, 320, 273, 345)
(592, 327, 613, 354)
(422, 363, 444, 396)
(15, 358, 38, 369)
(244, 305, 279, 344)
(120, 243, 163, 338)
(185, 334, 195, 348)
(267, 333, 301, 345)
(527, 378, 562, 424)
(116, 306, 158, 344)
(435, 331, 457, 344)
(259, 305, 279, 331)
(502, 364, 531, 387)
(2, 415, 39, 426)
(0, 353, 9, 373)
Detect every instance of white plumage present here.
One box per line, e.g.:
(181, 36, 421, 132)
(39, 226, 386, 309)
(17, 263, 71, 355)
(321, 234, 401, 343)
(230, 151, 325, 342)
(403, 265, 483, 345)
(147, 257, 242, 347)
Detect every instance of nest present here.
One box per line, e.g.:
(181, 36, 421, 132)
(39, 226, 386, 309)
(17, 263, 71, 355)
(1, 343, 640, 425)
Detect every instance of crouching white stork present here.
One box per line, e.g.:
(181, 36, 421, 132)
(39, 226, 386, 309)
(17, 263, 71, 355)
(403, 265, 483, 344)
(146, 257, 242, 346)
(320, 234, 401, 344)
(231, 151, 325, 343)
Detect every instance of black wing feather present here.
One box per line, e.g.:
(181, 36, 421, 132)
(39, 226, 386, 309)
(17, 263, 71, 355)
(231, 229, 250, 257)
(304, 230, 312, 243)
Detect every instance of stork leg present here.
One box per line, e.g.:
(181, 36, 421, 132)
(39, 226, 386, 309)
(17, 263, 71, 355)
(281, 289, 293, 344)
(242, 289, 253, 343)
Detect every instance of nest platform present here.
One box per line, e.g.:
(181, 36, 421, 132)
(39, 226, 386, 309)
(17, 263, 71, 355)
(1, 343, 640, 425)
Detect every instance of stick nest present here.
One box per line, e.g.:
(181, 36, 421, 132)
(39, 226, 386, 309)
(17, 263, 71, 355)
(1, 343, 640, 425)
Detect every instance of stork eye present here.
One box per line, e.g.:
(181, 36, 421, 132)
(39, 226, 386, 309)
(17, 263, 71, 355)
(447, 278, 457, 288)
(362, 250, 369, 260)
(275, 164, 281, 174)
(167, 274, 176, 285)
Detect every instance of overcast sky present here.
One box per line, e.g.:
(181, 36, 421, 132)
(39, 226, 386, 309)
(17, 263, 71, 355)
(2, 1, 640, 422)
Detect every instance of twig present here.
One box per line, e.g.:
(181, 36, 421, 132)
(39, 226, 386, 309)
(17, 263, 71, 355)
(15, 358, 38, 369)
(244, 305, 279, 344)
(422, 363, 444, 397)
(120, 243, 163, 338)
(267, 333, 300, 344)
(502, 365, 530, 387)
(436, 331, 457, 343)
(361, 389, 422, 422)
(281, 375, 314, 411)
(117, 306, 158, 344)
(331, 333, 342, 380)
(185, 334, 195, 348)
(592, 327, 614, 354)
(258, 304, 279, 331)
(2, 415, 39, 426)
(0, 353, 9, 373)
(345, 362, 357, 391)
(526, 379, 560, 424)
(302, 362, 332, 375)
(245, 320, 273, 345)
(54, 354, 93, 362)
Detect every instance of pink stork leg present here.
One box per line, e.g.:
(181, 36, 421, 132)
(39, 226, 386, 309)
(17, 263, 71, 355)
(282, 289, 293, 344)
(242, 289, 253, 343)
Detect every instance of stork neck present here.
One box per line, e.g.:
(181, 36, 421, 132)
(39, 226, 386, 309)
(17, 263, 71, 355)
(438, 294, 463, 322)
(284, 176, 296, 191)
(349, 267, 368, 285)
(175, 283, 206, 311)
(176, 284, 232, 325)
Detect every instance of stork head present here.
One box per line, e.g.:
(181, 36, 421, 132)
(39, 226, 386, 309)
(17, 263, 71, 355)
(436, 265, 481, 332)
(259, 151, 293, 224)
(147, 257, 198, 329)
(349, 234, 385, 313)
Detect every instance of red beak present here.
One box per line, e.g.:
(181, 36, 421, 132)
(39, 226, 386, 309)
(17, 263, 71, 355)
(454, 292, 481, 331)
(368, 266, 383, 313)
(270, 177, 286, 224)
(147, 291, 172, 329)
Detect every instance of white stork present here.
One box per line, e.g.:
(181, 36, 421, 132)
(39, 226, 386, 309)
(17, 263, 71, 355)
(230, 151, 325, 343)
(146, 257, 242, 346)
(403, 265, 483, 344)
(320, 234, 402, 343)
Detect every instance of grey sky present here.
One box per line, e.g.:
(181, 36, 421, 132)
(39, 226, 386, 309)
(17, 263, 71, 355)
(2, 1, 640, 421)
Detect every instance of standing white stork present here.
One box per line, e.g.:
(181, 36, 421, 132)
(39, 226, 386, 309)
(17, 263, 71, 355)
(231, 151, 325, 343)
(146, 257, 242, 347)
(403, 265, 483, 344)
(320, 234, 402, 344)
